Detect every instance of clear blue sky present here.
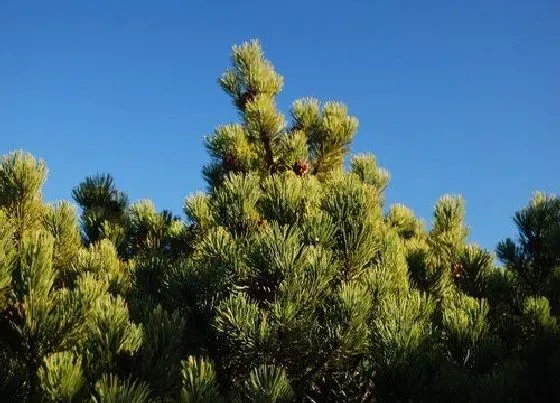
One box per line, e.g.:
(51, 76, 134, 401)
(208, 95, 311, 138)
(1, 1, 558, 251)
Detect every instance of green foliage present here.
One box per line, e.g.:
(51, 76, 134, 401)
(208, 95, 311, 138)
(76, 240, 128, 296)
(0, 39, 558, 402)
(82, 294, 142, 379)
(516, 296, 560, 402)
(213, 173, 261, 236)
(137, 305, 186, 398)
(292, 98, 358, 176)
(125, 200, 186, 259)
(245, 224, 308, 303)
(0, 151, 47, 239)
(386, 203, 422, 240)
(454, 244, 494, 297)
(441, 294, 493, 368)
(0, 210, 16, 304)
(180, 356, 221, 403)
(184, 192, 213, 231)
(521, 296, 557, 336)
(42, 202, 82, 282)
(92, 374, 151, 403)
(350, 153, 390, 193)
(72, 174, 128, 246)
(220, 40, 284, 108)
(38, 351, 85, 402)
(367, 227, 409, 301)
(238, 364, 293, 403)
(497, 192, 560, 305)
(322, 173, 382, 280)
(371, 290, 436, 400)
(213, 293, 270, 384)
(259, 173, 320, 227)
(428, 194, 469, 266)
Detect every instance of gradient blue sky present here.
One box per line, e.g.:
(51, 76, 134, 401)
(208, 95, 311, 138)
(1, 1, 558, 251)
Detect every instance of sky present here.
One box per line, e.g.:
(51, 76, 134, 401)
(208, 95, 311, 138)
(1, 1, 558, 251)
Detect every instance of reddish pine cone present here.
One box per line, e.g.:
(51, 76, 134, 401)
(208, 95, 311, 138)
(293, 160, 310, 176)
(452, 262, 464, 278)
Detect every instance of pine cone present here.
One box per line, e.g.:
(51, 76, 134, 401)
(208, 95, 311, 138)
(293, 160, 310, 176)
(451, 262, 463, 278)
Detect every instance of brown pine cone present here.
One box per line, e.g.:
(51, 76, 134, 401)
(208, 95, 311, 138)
(451, 262, 464, 278)
(293, 160, 310, 176)
(256, 218, 268, 229)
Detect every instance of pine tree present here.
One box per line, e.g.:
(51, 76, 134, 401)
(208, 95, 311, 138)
(0, 153, 148, 401)
(171, 40, 505, 401)
(496, 193, 560, 400)
(497, 192, 560, 307)
(0, 40, 558, 402)
(72, 174, 129, 247)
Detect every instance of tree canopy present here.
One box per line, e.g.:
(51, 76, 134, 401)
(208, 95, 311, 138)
(0, 39, 558, 402)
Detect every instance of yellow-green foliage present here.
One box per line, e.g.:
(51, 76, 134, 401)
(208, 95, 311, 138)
(1, 39, 558, 403)
(38, 351, 84, 401)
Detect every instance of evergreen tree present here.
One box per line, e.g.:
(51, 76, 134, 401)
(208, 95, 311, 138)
(0, 40, 558, 402)
(0, 153, 147, 401)
(497, 192, 560, 308)
(72, 174, 128, 247)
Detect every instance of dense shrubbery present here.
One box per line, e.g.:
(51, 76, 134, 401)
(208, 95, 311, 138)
(1, 40, 558, 402)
